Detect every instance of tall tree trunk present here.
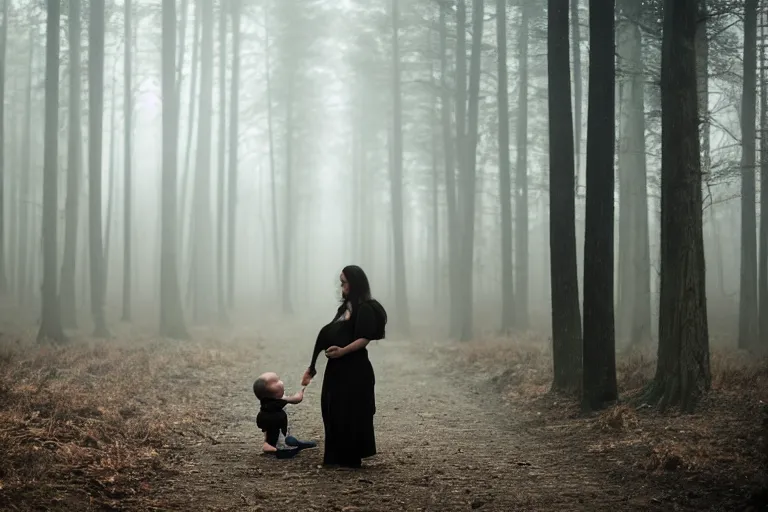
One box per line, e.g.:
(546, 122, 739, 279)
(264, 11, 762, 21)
(761, 2, 768, 347)
(8, 87, 17, 294)
(458, 0, 484, 341)
(648, 0, 710, 412)
(739, 0, 758, 350)
(548, 0, 582, 392)
(0, 0, 7, 293)
(390, 0, 410, 334)
(89, 0, 109, 337)
(216, 2, 227, 323)
(515, 2, 530, 329)
(18, 30, 34, 305)
(61, 0, 83, 328)
(760, 0, 768, 350)
(122, 0, 133, 321)
(264, 9, 280, 289)
(281, 77, 295, 315)
(38, 0, 65, 343)
(227, 0, 240, 309)
(429, 29, 440, 309)
(160, 0, 188, 339)
(192, 0, 215, 322)
(617, 0, 651, 346)
(581, 0, 617, 411)
(497, 0, 513, 332)
(439, 1, 460, 338)
(103, 70, 117, 292)
(181, 3, 200, 276)
(571, 0, 582, 190)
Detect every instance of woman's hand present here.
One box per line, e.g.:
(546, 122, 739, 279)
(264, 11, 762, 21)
(325, 346, 346, 359)
(301, 369, 312, 386)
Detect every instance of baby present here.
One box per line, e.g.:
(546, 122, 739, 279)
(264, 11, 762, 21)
(253, 372, 315, 458)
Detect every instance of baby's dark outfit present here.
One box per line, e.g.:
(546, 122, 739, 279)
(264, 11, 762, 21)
(256, 397, 288, 447)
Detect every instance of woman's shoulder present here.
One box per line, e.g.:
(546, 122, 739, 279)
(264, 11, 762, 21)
(362, 299, 387, 321)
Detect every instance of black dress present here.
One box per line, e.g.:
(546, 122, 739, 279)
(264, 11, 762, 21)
(308, 299, 387, 467)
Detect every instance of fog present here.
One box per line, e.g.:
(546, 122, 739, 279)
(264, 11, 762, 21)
(0, 0, 754, 345)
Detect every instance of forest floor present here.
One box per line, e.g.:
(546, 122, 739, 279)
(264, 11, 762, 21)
(1, 313, 766, 511)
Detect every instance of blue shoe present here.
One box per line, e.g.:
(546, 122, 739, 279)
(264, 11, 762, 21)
(285, 436, 317, 449)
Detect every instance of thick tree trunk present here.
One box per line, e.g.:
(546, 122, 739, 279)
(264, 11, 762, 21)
(61, 0, 81, 328)
(89, 0, 109, 337)
(38, 0, 65, 344)
(192, 0, 215, 323)
(739, 0, 759, 350)
(160, 0, 188, 339)
(617, 0, 651, 347)
(581, 0, 618, 411)
(439, 2, 460, 338)
(648, 0, 711, 412)
(548, 0, 582, 393)
(458, 0, 483, 341)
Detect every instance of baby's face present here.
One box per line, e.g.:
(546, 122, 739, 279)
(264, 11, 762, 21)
(262, 372, 285, 397)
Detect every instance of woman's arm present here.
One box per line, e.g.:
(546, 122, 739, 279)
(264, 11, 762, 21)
(307, 332, 325, 377)
(340, 337, 370, 356)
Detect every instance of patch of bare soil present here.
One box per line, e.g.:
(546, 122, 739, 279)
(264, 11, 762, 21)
(3, 319, 764, 511)
(437, 336, 768, 512)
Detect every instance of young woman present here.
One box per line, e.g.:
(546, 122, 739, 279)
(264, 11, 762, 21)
(302, 265, 387, 468)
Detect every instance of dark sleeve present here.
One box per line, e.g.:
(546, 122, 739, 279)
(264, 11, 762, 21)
(354, 302, 378, 341)
(308, 329, 325, 377)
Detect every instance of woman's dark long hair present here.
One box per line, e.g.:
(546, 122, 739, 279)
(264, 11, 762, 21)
(334, 265, 388, 337)
(334, 265, 372, 319)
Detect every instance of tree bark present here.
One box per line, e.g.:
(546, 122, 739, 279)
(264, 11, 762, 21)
(227, 0, 241, 309)
(458, 0, 484, 341)
(38, 0, 65, 344)
(216, 2, 227, 323)
(17, 30, 34, 305)
(192, 0, 215, 322)
(739, 0, 758, 350)
(439, 1, 460, 338)
(548, 0, 582, 393)
(160, 0, 189, 339)
(581, 0, 618, 411)
(515, 2, 530, 329)
(390, 0, 410, 334)
(0, 0, 7, 293)
(61, 0, 81, 328)
(497, 0, 513, 332)
(122, 0, 133, 321)
(89, 0, 109, 337)
(647, 0, 711, 412)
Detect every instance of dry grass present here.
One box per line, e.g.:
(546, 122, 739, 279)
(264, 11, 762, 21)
(447, 335, 768, 508)
(0, 333, 253, 509)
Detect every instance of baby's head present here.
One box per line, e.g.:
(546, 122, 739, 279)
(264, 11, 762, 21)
(253, 372, 285, 400)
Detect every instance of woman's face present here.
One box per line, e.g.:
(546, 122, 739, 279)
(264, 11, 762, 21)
(340, 272, 350, 298)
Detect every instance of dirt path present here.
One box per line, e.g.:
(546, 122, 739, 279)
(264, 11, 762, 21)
(148, 328, 653, 511)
